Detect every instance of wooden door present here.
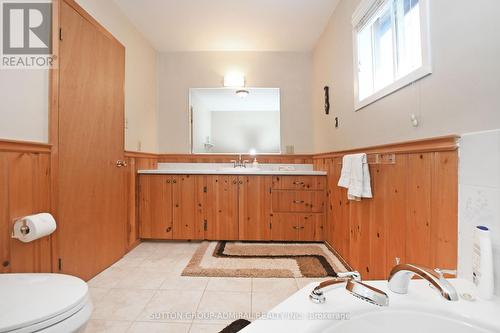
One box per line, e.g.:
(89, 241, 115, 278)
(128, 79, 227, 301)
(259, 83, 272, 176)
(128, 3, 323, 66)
(238, 176, 272, 240)
(57, 0, 126, 280)
(139, 176, 173, 239)
(206, 175, 239, 240)
(172, 175, 198, 240)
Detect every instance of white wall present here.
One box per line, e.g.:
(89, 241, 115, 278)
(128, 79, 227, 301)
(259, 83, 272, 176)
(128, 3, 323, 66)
(211, 111, 281, 154)
(0, 70, 49, 142)
(0, 0, 160, 152)
(312, 0, 500, 153)
(158, 52, 312, 154)
(458, 130, 500, 297)
(76, 0, 159, 153)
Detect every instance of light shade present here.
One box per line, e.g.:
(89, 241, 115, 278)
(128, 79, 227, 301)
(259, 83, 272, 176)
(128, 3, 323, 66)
(224, 72, 245, 88)
(235, 89, 249, 98)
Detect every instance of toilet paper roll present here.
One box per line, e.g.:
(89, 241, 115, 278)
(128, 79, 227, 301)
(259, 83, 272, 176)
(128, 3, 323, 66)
(12, 213, 57, 243)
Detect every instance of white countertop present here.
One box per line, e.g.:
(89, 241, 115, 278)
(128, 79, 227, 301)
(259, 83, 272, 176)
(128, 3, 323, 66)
(138, 163, 327, 176)
(138, 169, 327, 176)
(242, 278, 500, 333)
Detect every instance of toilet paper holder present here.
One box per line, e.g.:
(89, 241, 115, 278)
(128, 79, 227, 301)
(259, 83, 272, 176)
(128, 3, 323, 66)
(11, 218, 31, 238)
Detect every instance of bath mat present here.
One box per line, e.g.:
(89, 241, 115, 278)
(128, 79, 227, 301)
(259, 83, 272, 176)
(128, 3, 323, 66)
(219, 319, 251, 333)
(182, 241, 348, 278)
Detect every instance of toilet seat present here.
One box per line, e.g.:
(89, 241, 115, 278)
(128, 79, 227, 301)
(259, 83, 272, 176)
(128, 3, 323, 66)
(0, 274, 91, 333)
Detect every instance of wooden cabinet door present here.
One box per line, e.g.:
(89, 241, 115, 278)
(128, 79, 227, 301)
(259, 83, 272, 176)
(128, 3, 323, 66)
(172, 175, 199, 240)
(139, 176, 173, 239)
(205, 175, 239, 240)
(271, 214, 299, 241)
(297, 214, 324, 241)
(238, 176, 272, 240)
(57, 1, 127, 280)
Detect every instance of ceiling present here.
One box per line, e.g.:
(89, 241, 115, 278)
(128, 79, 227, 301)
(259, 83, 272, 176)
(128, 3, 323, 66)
(113, 0, 339, 52)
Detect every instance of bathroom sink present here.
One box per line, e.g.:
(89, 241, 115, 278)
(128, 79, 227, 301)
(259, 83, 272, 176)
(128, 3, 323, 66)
(323, 309, 493, 333)
(218, 167, 262, 173)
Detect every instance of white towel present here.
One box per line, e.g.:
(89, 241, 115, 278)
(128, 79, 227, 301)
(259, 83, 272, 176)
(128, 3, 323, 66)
(337, 153, 372, 201)
(338, 155, 352, 188)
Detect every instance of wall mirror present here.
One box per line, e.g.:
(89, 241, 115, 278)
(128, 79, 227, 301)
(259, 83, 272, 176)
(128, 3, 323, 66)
(190, 88, 281, 154)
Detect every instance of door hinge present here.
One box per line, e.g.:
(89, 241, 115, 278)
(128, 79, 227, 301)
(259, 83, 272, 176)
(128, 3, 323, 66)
(59, 28, 63, 41)
(203, 186, 208, 193)
(58, 258, 62, 271)
(269, 222, 272, 230)
(204, 219, 208, 231)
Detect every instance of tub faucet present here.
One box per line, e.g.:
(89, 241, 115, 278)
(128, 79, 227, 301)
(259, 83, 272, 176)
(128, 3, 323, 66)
(309, 271, 389, 306)
(388, 263, 458, 301)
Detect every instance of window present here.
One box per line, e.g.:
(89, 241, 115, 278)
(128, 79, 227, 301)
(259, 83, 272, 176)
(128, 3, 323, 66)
(353, 0, 431, 110)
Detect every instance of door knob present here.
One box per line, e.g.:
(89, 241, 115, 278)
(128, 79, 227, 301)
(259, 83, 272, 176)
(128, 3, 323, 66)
(115, 160, 128, 168)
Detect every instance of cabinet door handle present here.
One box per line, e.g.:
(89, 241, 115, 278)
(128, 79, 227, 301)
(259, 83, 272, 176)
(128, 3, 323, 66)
(293, 200, 305, 204)
(293, 226, 305, 230)
(166, 227, 172, 233)
(167, 179, 171, 183)
(293, 181, 305, 185)
(172, 179, 177, 184)
(115, 160, 128, 168)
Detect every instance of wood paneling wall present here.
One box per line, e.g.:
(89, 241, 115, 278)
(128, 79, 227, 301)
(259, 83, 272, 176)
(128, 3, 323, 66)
(1, 136, 459, 280)
(314, 136, 459, 280)
(0, 140, 52, 273)
(158, 154, 313, 164)
(124, 151, 158, 250)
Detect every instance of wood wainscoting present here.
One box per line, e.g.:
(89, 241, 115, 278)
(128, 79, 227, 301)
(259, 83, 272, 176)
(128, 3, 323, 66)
(158, 154, 314, 164)
(0, 140, 52, 273)
(314, 136, 459, 280)
(0, 135, 459, 281)
(124, 151, 158, 250)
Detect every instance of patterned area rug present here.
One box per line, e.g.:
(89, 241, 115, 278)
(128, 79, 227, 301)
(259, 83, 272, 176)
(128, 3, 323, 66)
(182, 241, 348, 278)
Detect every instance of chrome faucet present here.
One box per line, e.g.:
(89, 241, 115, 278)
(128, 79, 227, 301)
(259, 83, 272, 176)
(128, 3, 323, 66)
(309, 271, 389, 306)
(230, 154, 250, 168)
(388, 263, 458, 301)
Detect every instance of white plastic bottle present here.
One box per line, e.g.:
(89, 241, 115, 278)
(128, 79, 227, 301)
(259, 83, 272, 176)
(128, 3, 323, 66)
(472, 225, 494, 300)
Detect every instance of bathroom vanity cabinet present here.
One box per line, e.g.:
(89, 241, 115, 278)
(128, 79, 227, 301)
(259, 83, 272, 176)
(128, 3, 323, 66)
(138, 174, 326, 242)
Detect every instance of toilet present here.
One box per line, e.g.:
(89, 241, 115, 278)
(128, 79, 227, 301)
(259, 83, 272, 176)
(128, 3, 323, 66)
(0, 274, 92, 333)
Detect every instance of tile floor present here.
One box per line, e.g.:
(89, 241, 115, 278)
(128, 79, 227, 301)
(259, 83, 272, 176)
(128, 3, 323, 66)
(84, 241, 326, 333)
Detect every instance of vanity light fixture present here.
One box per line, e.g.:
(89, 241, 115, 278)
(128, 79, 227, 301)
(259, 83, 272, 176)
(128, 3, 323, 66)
(224, 72, 245, 88)
(236, 89, 250, 98)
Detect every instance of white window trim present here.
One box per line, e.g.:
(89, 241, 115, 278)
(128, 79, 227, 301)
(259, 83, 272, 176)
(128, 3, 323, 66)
(352, 0, 432, 111)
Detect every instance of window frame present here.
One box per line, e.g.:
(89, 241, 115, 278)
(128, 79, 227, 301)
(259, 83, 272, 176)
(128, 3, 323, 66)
(352, 0, 432, 111)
